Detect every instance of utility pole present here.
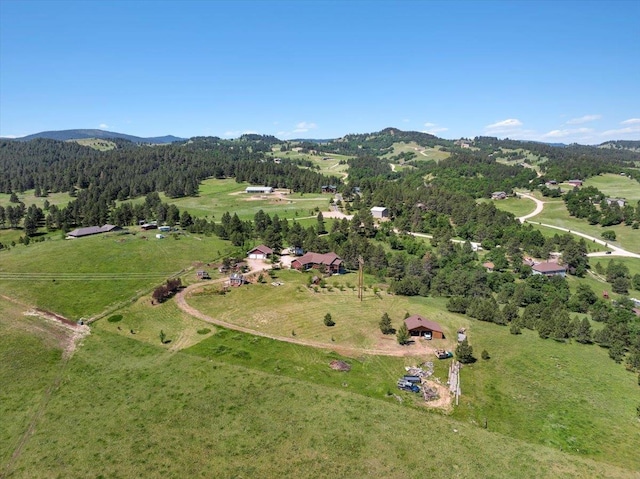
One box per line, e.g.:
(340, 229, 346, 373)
(358, 255, 364, 301)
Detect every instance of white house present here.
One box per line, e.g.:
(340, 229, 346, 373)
(371, 206, 389, 219)
(245, 186, 274, 194)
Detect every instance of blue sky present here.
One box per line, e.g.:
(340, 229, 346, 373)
(1, 0, 638, 144)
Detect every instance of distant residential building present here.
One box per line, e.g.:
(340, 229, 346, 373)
(245, 186, 274, 194)
(229, 273, 245, 287)
(66, 224, 121, 239)
(491, 191, 507, 200)
(532, 262, 567, 277)
(141, 223, 158, 231)
(482, 262, 495, 272)
(606, 198, 626, 207)
(247, 244, 274, 260)
(567, 179, 583, 187)
(321, 185, 337, 194)
(273, 158, 282, 164)
(158, 225, 171, 232)
(545, 180, 558, 186)
(370, 206, 389, 219)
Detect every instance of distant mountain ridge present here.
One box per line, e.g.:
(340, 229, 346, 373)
(12, 129, 185, 144)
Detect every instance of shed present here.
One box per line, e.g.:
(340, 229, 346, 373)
(247, 244, 274, 260)
(404, 315, 445, 339)
(245, 186, 274, 194)
(159, 225, 171, 232)
(370, 206, 389, 219)
(229, 273, 245, 287)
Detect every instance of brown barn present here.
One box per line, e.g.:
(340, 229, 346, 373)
(404, 315, 445, 339)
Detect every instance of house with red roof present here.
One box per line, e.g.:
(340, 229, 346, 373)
(532, 262, 567, 277)
(404, 315, 445, 339)
(247, 244, 274, 260)
(291, 252, 344, 274)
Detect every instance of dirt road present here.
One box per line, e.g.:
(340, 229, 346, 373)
(174, 280, 434, 358)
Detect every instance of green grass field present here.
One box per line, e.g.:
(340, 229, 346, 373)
(380, 141, 451, 163)
(491, 196, 537, 217)
(187, 270, 458, 352)
(1, 297, 637, 478)
(0, 231, 230, 319)
(0, 190, 73, 209)
(153, 178, 333, 221)
(268, 147, 351, 177)
(584, 174, 640, 202)
(69, 138, 118, 150)
(532, 198, 640, 254)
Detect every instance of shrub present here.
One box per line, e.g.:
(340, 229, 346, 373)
(107, 315, 123, 323)
(481, 349, 490, 360)
(197, 328, 211, 335)
(324, 313, 335, 327)
(601, 230, 617, 241)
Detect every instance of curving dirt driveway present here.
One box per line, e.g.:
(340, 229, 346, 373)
(174, 278, 433, 358)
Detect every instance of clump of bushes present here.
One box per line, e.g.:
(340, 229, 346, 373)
(197, 328, 211, 335)
(107, 314, 123, 323)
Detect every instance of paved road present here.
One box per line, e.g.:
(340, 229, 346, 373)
(526, 221, 640, 259)
(514, 192, 640, 258)
(514, 192, 545, 223)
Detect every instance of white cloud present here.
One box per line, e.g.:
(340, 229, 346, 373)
(223, 130, 240, 137)
(600, 126, 640, 137)
(620, 118, 640, 125)
(293, 121, 317, 133)
(99, 123, 109, 129)
(402, 118, 410, 123)
(485, 119, 523, 134)
(541, 128, 593, 139)
(424, 127, 449, 134)
(421, 122, 448, 135)
(566, 114, 601, 125)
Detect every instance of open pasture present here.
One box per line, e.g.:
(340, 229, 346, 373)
(490, 196, 537, 217)
(584, 173, 640, 202)
(531, 198, 640, 254)
(156, 178, 332, 221)
(0, 231, 229, 319)
(3, 318, 633, 478)
(0, 190, 73, 210)
(187, 269, 462, 352)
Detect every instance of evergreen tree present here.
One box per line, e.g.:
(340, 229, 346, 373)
(455, 338, 475, 364)
(396, 323, 410, 345)
(379, 312, 394, 334)
(574, 317, 593, 344)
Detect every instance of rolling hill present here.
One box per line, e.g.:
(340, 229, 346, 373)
(13, 129, 184, 144)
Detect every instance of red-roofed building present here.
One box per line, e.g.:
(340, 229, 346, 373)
(291, 252, 344, 274)
(532, 262, 567, 277)
(404, 315, 445, 339)
(247, 244, 274, 260)
(482, 261, 495, 272)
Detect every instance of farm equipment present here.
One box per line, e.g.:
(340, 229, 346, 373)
(435, 349, 453, 360)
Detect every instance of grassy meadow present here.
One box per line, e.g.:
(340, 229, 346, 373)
(154, 178, 333, 221)
(584, 174, 640, 202)
(490, 196, 537, 218)
(531, 198, 640, 254)
(2, 296, 638, 478)
(0, 231, 230, 319)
